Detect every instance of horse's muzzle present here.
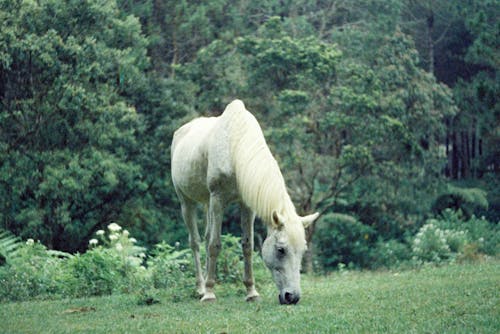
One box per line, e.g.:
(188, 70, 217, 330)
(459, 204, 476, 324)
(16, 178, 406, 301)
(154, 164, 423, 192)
(279, 292, 300, 305)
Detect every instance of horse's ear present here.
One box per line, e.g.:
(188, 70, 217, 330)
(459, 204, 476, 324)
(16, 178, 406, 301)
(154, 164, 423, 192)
(272, 210, 285, 230)
(301, 212, 320, 228)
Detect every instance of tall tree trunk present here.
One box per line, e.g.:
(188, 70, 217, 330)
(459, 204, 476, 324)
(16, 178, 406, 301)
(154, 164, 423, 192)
(451, 130, 459, 179)
(445, 118, 451, 177)
(427, 10, 435, 74)
(461, 131, 469, 179)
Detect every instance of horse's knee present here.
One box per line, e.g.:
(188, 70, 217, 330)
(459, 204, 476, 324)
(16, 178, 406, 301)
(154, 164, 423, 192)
(243, 278, 255, 288)
(189, 235, 200, 252)
(241, 237, 253, 256)
(208, 240, 221, 257)
(241, 237, 251, 248)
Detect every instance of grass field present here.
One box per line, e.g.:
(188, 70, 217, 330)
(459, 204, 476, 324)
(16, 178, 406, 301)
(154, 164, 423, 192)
(1, 261, 498, 333)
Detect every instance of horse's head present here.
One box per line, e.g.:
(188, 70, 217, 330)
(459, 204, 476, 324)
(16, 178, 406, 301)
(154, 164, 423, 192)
(262, 211, 319, 305)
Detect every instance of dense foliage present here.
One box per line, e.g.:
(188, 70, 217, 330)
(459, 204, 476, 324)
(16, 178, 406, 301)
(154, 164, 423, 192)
(0, 224, 269, 302)
(1, 0, 498, 274)
(0, 213, 497, 302)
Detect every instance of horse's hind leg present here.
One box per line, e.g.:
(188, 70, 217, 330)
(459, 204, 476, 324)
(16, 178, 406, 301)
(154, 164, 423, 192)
(241, 204, 260, 302)
(180, 199, 205, 297)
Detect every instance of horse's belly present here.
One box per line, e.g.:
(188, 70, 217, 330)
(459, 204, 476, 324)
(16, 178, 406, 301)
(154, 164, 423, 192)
(172, 149, 211, 203)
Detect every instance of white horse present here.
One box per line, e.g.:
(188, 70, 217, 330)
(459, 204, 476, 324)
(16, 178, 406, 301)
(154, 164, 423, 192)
(171, 100, 318, 304)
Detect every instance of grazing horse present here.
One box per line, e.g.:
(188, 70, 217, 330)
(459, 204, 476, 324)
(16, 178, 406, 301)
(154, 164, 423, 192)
(171, 100, 318, 304)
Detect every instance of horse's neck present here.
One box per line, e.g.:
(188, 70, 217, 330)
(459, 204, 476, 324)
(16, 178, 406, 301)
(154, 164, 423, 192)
(228, 112, 296, 225)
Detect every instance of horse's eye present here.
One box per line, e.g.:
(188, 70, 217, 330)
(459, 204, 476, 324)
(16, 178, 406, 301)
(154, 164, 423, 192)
(277, 247, 286, 257)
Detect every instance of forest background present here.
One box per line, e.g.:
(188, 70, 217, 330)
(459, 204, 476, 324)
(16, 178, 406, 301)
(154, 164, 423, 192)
(0, 0, 498, 272)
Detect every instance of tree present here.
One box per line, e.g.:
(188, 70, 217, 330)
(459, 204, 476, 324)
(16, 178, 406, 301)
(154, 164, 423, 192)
(399, 0, 498, 181)
(181, 17, 455, 271)
(451, 0, 499, 179)
(0, 0, 150, 251)
(400, 0, 457, 74)
(1, 0, 495, 267)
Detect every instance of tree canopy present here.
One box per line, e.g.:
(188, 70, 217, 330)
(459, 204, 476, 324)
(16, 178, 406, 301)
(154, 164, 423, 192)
(1, 0, 498, 263)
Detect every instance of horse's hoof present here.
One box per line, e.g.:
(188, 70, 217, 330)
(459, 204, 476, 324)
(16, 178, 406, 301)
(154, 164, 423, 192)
(245, 294, 261, 302)
(200, 293, 216, 303)
(197, 289, 206, 298)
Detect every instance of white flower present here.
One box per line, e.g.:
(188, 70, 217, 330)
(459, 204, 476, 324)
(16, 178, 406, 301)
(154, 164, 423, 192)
(109, 234, 119, 241)
(123, 230, 129, 237)
(96, 230, 105, 236)
(89, 238, 98, 246)
(26, 238, 34, 245)
(129, 237, 137, 244)
(108, 223, 122, 232)
(115, 243, 123, 251)
(139, 252, 146, 259)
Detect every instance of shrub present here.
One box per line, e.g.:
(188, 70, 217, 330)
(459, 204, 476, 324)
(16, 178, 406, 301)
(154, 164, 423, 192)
(66, 247, 123, 297)
(0, 240, 70, 301)
(371, 239, 412, 269)
(444, 229, 468, 253)
(147, 241, 192, 290)
(67, 223, 149, 296)
(412, 222, 452, 263)
(435, 209, 499, 256)
(314, 213, 375, 269)
(217, 234, 245, 284)
(412, 209, 500, 262)
(0, 227, 273, 302)
(0, 223, 150, 301)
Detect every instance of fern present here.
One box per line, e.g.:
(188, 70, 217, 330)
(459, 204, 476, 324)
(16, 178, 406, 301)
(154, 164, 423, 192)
(432, 184, 489, 218)
(47, 249, 74, 259)
(0, 229, 23, 265)
(446, 185, 488, 209)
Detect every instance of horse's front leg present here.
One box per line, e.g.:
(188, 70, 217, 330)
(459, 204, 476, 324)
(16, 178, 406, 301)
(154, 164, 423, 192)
(201, 193, 223, 302)
(241, 204, 260, 302)
(180, 199, 205, 297)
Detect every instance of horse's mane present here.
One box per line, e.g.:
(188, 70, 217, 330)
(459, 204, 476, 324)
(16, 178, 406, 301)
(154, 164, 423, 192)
(222, 101, 304, 242)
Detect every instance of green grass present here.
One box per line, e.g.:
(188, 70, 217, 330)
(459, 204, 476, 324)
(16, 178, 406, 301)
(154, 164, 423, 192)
(1, 261, 498, 334)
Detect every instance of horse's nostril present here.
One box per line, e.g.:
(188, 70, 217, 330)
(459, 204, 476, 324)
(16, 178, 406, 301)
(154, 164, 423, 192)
(279, 292, 300, 305)
(283, 292, 299, 305)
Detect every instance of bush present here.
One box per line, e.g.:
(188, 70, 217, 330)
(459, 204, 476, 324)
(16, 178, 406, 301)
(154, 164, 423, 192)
(147, 241, 192, 290)
(0, 224, 271, 302)
(0, 223, 149, 301)
(371, 239, 412, 269)
(66, 248, 122, 296)
(435, 209, 499, 256)
(0, 240, 70, 301)
(217, 234, 246, 284)
(412, 222, 452, 263)
(314, 213, 375, 270)
(67, 223, 148, 296)
(411, 210, 499, 265)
